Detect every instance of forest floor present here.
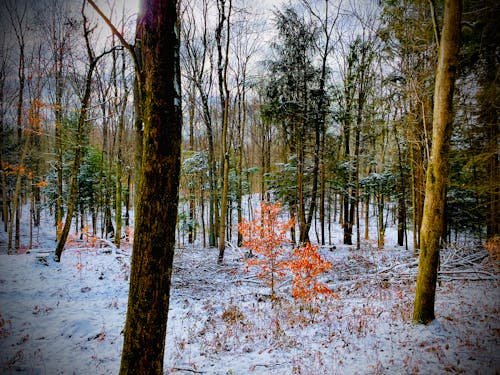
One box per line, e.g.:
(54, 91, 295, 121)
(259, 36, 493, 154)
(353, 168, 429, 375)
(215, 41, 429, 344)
(0, 211, 499, 374)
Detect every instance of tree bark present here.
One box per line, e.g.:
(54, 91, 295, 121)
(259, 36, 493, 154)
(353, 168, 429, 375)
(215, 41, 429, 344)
(0, 57, 7, 233)
(413, 0, 462, 324)
(119, 0, 182, 373)
(114, 49, 129, 248)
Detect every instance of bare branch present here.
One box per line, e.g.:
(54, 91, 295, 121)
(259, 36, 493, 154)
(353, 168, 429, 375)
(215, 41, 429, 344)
(86, 0, 141, 83)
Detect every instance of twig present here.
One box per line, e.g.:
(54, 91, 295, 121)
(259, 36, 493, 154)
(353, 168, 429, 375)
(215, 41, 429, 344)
(171, 368, 205, 374)
(253, 362, 287, 369)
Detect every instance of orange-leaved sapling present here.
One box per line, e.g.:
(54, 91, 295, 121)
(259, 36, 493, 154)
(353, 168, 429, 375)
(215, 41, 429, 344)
(238, 202, 294, 300)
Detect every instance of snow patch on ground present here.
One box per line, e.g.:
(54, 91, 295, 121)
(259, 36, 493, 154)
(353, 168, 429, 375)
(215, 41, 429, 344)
(0, 209, 499, 374)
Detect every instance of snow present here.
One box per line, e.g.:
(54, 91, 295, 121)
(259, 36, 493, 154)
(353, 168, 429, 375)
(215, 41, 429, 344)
(0, 208, 499, 374)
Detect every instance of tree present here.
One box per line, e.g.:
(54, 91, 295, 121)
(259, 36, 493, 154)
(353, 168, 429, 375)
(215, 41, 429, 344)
(5, 0, 27, 251)
(413, 0, 462, 324)
(119, 0, 182, 373)
(0, 42, 7, 233)
(380, 0, 438, 252)
(54, 2, 116, 261)
(239, 202, 294, 300)
(264, 7, 320, 244)
(180, 0, 218, 247)
(217, 0, 232, 262)
(300, 0, 341, 246)
(45, 0, 79, 237)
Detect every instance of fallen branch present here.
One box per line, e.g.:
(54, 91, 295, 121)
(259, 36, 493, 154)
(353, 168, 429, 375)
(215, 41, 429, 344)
(377, 260, 418, 274)
(438, 269, 498, 278)
(171, 368, 205, 374)
(252, 362, 287, 369)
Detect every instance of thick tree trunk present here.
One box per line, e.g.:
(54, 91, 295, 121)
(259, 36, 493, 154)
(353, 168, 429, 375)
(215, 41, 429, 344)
(119, 0, 182, 373)
(413, 0, 461, 324)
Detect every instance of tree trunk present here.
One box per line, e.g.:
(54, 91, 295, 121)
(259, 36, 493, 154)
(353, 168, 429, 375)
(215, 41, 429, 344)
(119, 0, 182, 373)
(236, 80, 245, 246)
(413, 0, 461, 324)
(188, 82, 195, 244)
(114, 50, 128, 248)
(54, 64, 94, 261)
(0, 59, 7, 233)
(9, 131, 31, 253)
(217, 0, 232, 262)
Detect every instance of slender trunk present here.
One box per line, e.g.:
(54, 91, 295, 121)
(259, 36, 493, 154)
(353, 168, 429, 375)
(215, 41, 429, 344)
(305, 104, 321, 243)
(0, 62, 7, 232)
(188, 82, 195, 244)
(413, 0, 461, 324)
(9, 132, 31, 252)
(29, 188, 33, 249)
(364, 194, 369, 240)
(54, 61, 95, 261)
(11, 35, 25, 251)
(124, 171, 131, 228)
(377, 194, 384, 249)
(354, 126, 361, 250)
(201, 176, 206, 248)
(298, 127, 308, 243)
(343, 86, 353, 245)
(218, 0, 232, 262)
(55, 54, 64, 235)
(115, 50, 128, 248)
(236, 79, 246, 246)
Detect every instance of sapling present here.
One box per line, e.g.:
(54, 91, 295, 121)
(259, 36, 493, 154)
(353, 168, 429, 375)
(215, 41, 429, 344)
(238, 202, 294, 300)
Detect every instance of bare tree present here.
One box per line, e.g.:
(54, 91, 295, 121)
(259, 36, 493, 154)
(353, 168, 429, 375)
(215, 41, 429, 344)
(216, 0, 232, 262)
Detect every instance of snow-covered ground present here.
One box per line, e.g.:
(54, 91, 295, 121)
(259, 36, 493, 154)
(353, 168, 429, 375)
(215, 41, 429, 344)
(0, 208, 499, 374)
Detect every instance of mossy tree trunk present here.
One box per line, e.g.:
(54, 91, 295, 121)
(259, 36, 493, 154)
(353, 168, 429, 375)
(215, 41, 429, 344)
(119, 0, 182, 373)
(413, 0, 462, 324)
(114, 47, 129, 248)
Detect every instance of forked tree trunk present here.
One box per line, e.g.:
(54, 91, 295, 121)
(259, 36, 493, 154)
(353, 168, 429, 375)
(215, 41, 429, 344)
(413, 0, 461, 324)
(119, 0, 182, 373)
